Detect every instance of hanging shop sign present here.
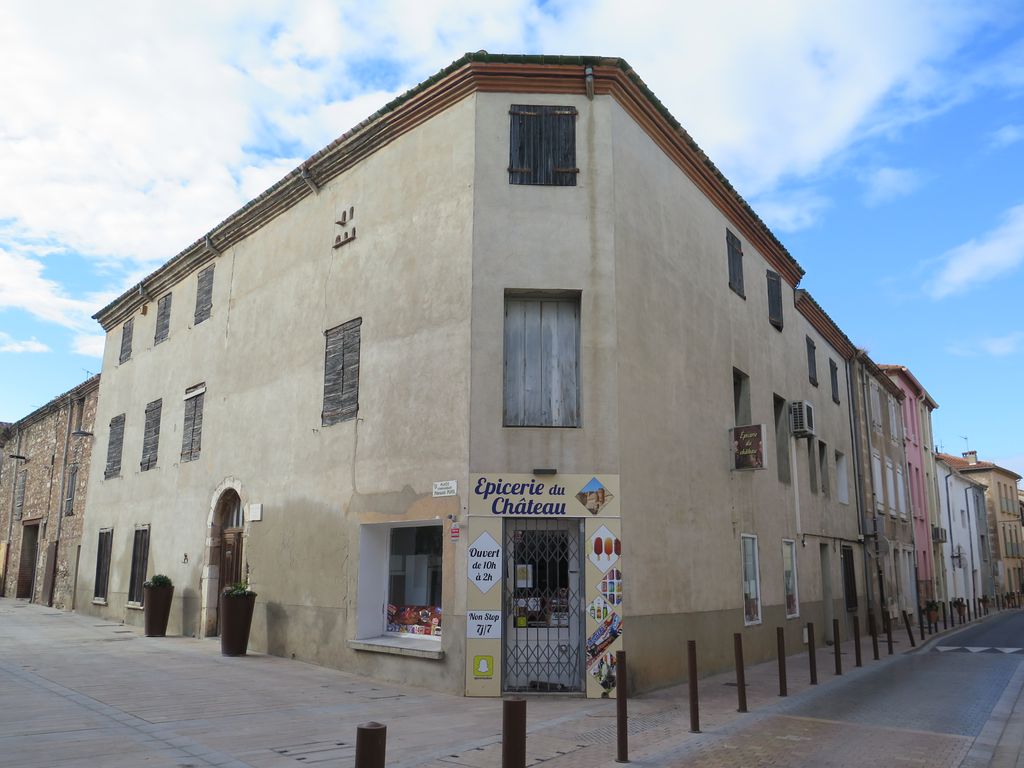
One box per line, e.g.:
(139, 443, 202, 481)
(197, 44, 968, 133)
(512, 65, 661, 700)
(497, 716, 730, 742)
(731, 424, 767, 471)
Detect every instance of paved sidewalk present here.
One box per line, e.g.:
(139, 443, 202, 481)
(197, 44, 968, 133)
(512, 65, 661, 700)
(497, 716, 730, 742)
(0, 598, 1014, 767)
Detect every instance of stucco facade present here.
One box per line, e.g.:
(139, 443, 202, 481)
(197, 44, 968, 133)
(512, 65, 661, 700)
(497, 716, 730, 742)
(934, 456, 989, 604)
(77, 54, 869, 697)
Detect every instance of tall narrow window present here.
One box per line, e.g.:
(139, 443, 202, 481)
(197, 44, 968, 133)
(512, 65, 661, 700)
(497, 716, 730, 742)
(127, 526, 150, 605)
(806, 337, 817, 386)
(504, 295, 580, 427)
(13, 470, 26, 520)
(841, 545, 858, 611)
(869, 380, 882, 430)
(727, 230, 745, 297)
(181, 385, 205, 462)
(774, 395, 791, 484)
(105, 413, 125, 479)
(194, 264, 214, 325)
(93, 528, 113, 601)
(766, 270, 783, 329)
(818, 441, 830, 498)
(896, 466, 907, 519)
(885, 459, 896, 514)
(741, 534, 761, 625)
(888, 396, 900, 441)
(119, 318, 134, 364)
(733, 368, 751, 425)
(140, 399, 162, 471)
(154, 293, 172, 344)
(829, 359, 840, 404)
(835, 451, 849, 504)
(63, 464, 79, 515)
(783, 539, 799, 618)
(508, 104, 578, 186)
(870, 451, 883, 511)
(322, 318, 362, 426)
(807, 439, 818, 495)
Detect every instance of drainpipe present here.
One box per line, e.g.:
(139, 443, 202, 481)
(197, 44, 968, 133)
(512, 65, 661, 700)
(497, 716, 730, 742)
(845, 359, 874, 613)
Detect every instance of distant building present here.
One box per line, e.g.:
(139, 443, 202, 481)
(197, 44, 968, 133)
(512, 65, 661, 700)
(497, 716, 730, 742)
(0, 376, 99, 608)
(934, 455, 989, 604)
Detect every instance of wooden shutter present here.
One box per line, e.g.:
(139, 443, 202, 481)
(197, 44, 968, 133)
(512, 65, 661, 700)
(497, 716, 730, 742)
(322, 318, 362, 426)
(128, 527, 150, 604)
(806, 337, 817, 385)
(154, 293, 172, 344)
(503, 297, 580, 427)
(766, 270, 783, 329)
(94, 529, 113, 600)
(830, 359, 840, 403)
(194, 265, 214, 324)
(140, 399, 162, 471)
(63, 465, 78, 515)
(727, 231, 744, 297)
(508, 105, 578, 186)
(841, 546, 858, 611)
(14, 470, 26, 520)
(104, 414, 125, 478)
(119, 318, 134, 364)
(181, 386, 204, 461)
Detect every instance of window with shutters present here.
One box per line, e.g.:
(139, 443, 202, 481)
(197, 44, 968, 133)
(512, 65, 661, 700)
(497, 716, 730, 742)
(508, 104, 578, 186)
(127, 526, 150, 605)
(869, 380, 882, 431)
(807, 439, 818, 495)
(727, 230, 745, 298)
(783, 539, 799, 618)
(119, 318, 134, 364)
(154, 293, 172, 344)
(63, 464, 78, 515)
(818, 440, 830, 498)
(774, 394, 791, 484)
(841, 545, 858, 611)
(105, 414, 126, 479)
(180, 385, 205, 462)
(836, 451, 849, 504)
(870, 451, 883, 511)
(733, 368, 751, 426)
(503, 294, 580, 427)
(140, 399, 162, 471)
(766, 270, 783, 329)
(887, 395, 900, 442)
(885, 458, 896, 514)
(806, 336, 817, 386)
(13, 470, 26, 520)
(194, 264, 214, 324)
(741, 534, 762, 625)
(322, 318, 362, 426)
(93, 528, 113, 602)
(830, 359, 840, 404)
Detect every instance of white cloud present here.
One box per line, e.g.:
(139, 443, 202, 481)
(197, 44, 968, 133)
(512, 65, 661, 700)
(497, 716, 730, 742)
(0, 332, 49, 353)
(927, 203, 1024, 299)
(72, 334, 106, 358)
(991, 124, 1024, 149)
(861, 167, 923, 206)
(751, 191, 830, 232)
(980, 331, 1024, 356)
(0, 248, 97, 330)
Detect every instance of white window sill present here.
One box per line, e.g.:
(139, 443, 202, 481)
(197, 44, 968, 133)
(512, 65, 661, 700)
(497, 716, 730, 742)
(92, 598, 108, 606)
(126, 602, 143, 611)
(348, 635, 444, 660)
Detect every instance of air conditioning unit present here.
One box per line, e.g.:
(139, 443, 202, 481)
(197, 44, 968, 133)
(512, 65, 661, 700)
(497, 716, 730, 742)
(932, 526, 947, 543)
(789, 400, 816, 437)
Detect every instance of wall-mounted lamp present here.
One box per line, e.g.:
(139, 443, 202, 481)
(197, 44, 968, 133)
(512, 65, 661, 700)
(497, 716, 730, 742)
(71, 430, 94, 439)
(532, 468, 557, 476)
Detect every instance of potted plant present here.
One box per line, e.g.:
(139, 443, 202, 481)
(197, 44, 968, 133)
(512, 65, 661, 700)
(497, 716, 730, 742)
(143, 574, 174, 637)
(953, 597, 966, 619)
(220, 582, 257, 656)
(923, 599, 940, 625)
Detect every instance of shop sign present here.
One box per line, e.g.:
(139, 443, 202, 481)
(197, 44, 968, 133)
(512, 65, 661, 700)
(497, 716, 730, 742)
(450, 523, 460, 541)
(472, 655, 494, 679)
(467, 610, 501, 639)
(731, 424, 767, 471)
(472, 476, 569, 515)
(467, 532, 501, 593)
(433, 480, 458, 497)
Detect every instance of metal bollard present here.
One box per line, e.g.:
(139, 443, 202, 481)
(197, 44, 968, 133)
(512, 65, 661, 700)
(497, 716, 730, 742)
(885, 614, 894, 655)
(734, 633, 747, 713)
(502, 697, 526, 768)
(853, 615, 862, 667)
(868, 613, 879, 661)
(355, 722, 387, 768)
(777, 627, 787, 697)
(833, 619, 842, 676)
(942, 601, 947, 629)
(807, 622, 817, 685)
(616, 650, 628, 763)
(918, 608, 925, 641)
(687, 640, 700, 733)
(901, 611, 916, 648)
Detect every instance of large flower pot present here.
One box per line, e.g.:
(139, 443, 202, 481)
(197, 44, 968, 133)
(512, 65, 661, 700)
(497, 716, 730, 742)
(143, 585, 174, 637)
(220, 593, 256, 656)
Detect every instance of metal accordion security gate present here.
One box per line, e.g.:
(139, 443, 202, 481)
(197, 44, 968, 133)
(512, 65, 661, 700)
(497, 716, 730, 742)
(502, 518, 584, 692)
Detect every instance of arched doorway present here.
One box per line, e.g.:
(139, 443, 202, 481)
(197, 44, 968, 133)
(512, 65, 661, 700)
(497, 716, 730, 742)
(201, 485, 245, 638)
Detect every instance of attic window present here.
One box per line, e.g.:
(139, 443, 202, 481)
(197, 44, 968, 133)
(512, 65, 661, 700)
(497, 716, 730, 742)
(508, 105, 578, 186)
(119, 318, 134, 364)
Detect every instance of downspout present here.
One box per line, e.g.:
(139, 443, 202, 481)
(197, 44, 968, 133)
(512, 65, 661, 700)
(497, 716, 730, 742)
(859, 362, 887, 620)
(845, 359, 874, 614)
(965, 486, 977, 605)
(944, 470, 955, 599)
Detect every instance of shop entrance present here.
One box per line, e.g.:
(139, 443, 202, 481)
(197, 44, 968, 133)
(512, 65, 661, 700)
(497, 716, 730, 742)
(502, 518, 584, 692)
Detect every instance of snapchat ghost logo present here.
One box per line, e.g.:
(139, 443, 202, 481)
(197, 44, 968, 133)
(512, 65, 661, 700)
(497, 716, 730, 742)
(473, 655, 493, 678)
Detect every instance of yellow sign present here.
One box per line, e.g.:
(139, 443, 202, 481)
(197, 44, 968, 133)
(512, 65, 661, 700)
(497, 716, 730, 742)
(473, 655, 494, 678)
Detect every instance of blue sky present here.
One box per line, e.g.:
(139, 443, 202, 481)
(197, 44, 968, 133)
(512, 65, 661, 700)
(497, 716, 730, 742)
(1, 2, 1023, 473)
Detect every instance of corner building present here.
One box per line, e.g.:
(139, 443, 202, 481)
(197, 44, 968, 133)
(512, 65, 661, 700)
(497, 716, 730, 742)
(78, 54, 865, 697)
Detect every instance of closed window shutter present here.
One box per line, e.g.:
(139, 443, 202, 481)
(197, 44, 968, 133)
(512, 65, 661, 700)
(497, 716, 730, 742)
(154, 293, 172, 344)
(180, 388, 204, 461)
(508, 105, 578, 186)
(140, 399, 162, 471)
(830, 359, 840, 403)
(14, 470, 26, 519)
(105, 414, 125, 478)
(194, 265, 214, 324)
(119, 318, 134, 363)
(94, 530, 113, 600)
(503, 297, 580, 427)
(128, 528, 150, 604)
(727, 231, 744, 297)
(806, 337, 817, 385)
(766, 270, 783, 329)
(63, 465, 78, 515)
(322, 318, 362, 425)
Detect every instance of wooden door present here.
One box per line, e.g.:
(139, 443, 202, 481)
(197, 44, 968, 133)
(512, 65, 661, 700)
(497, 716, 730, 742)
(17, 525, 39, 600)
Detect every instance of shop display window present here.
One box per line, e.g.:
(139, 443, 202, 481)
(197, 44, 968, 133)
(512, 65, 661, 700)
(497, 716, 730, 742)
(387, 526, 442, 637)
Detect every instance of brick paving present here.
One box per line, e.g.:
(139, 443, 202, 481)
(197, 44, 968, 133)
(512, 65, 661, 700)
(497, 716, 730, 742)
(2, 598, 1023, 767)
